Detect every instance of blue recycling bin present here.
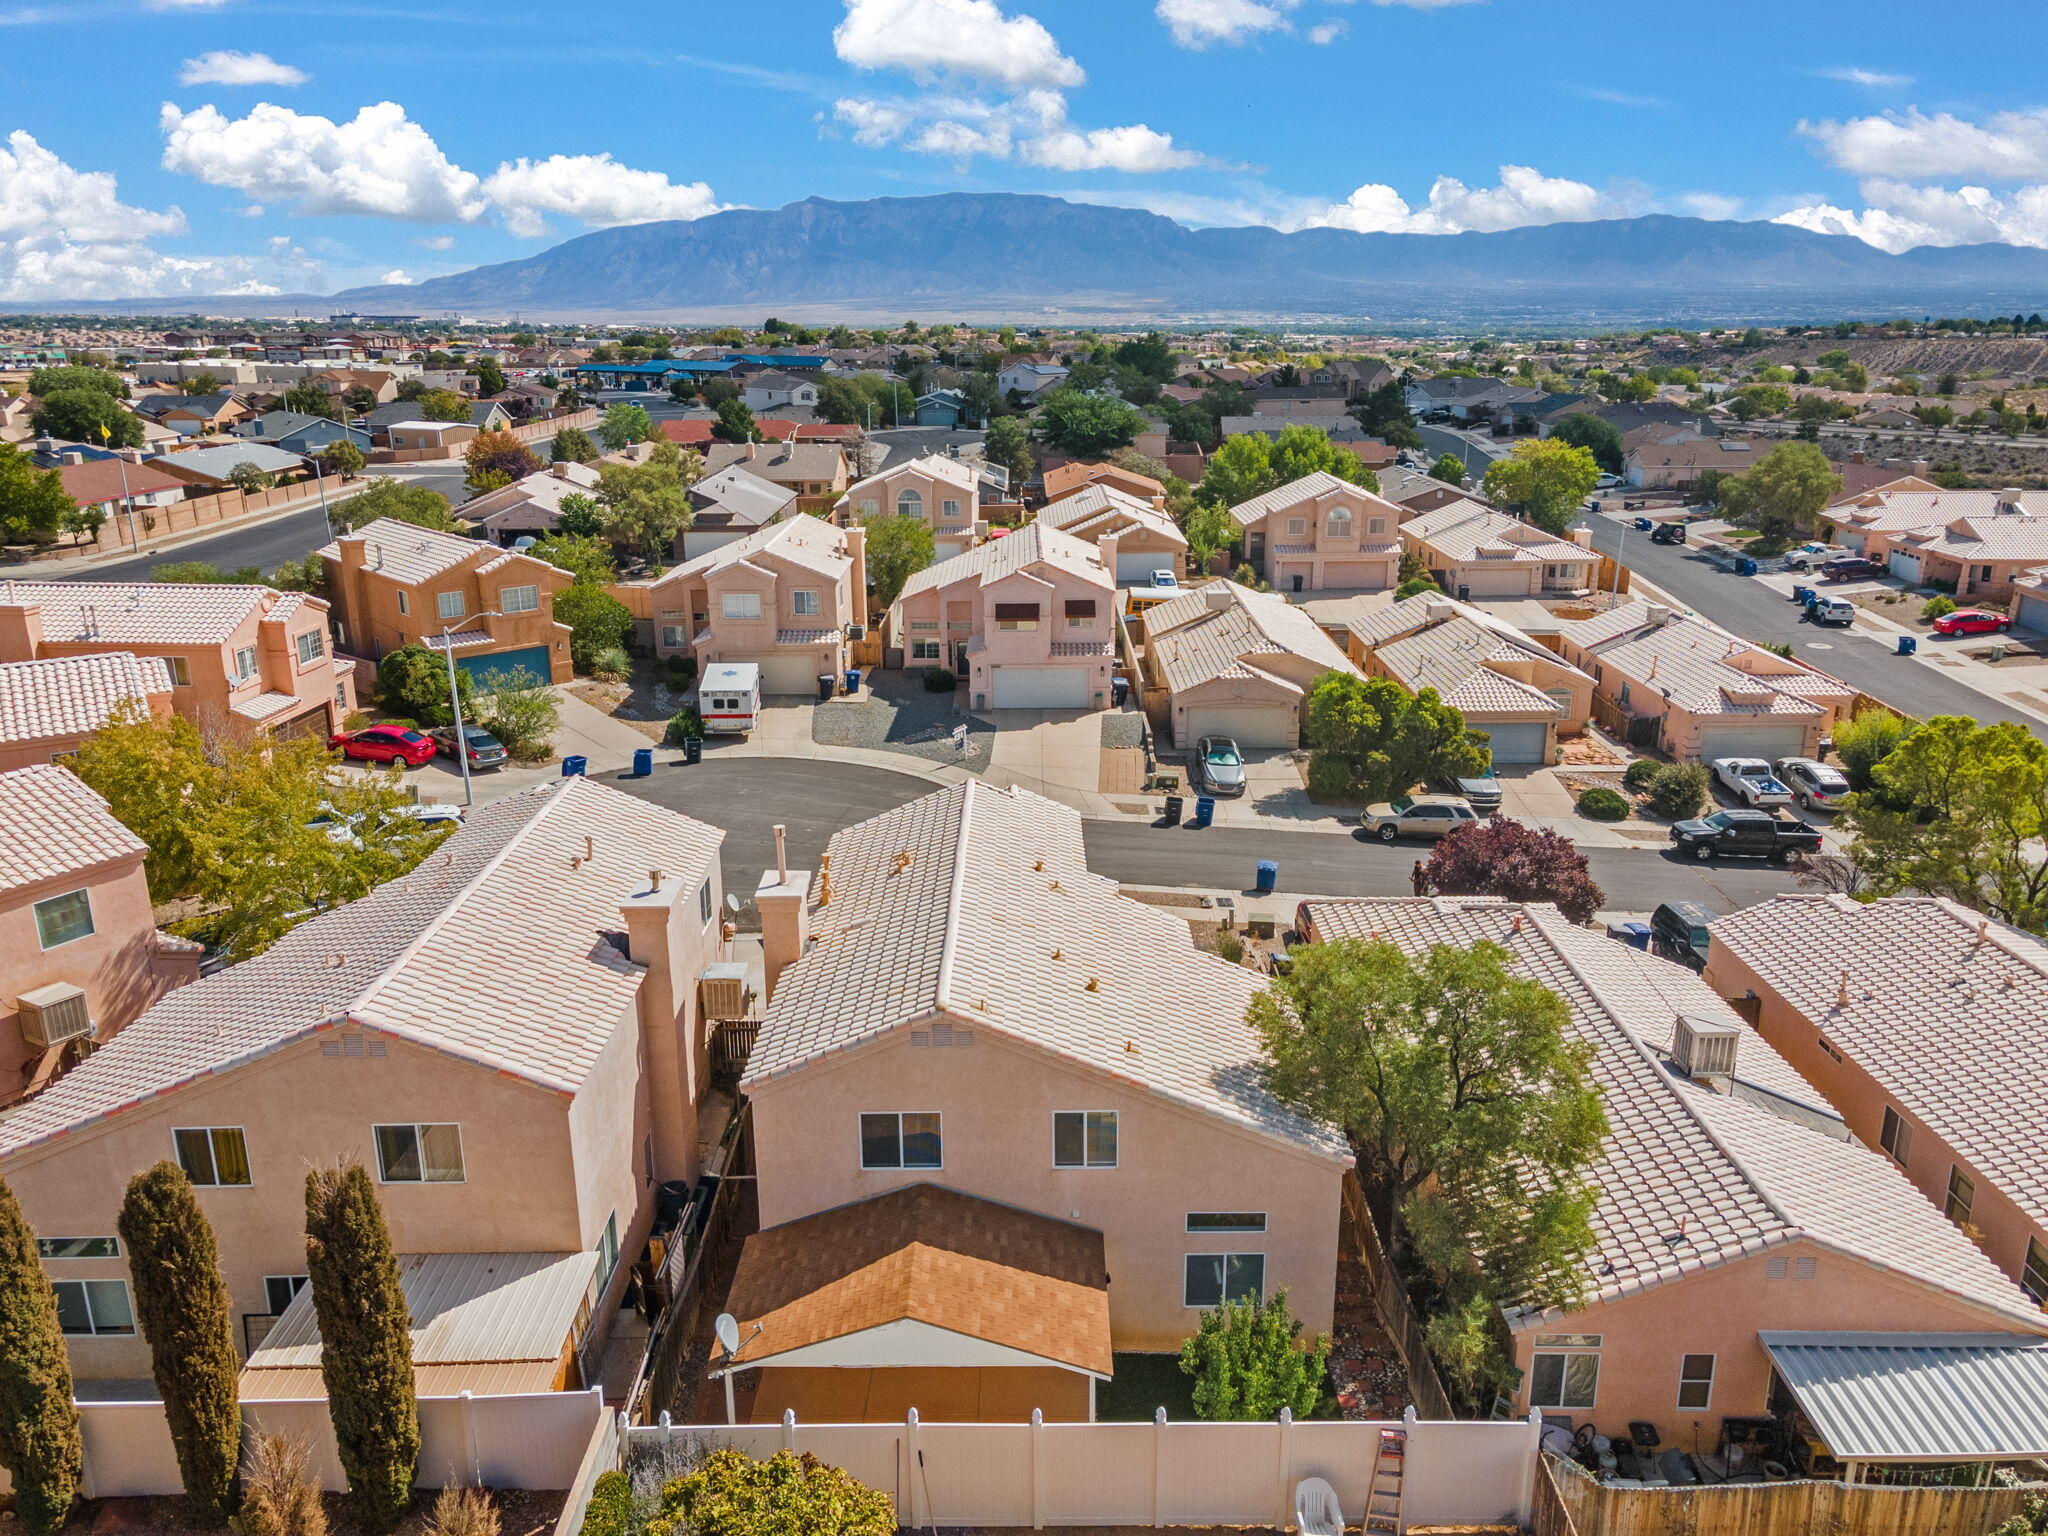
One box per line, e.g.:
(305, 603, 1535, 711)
(631, 747, 653, 777)
(1192, 795, 1215, 828)
(1633, 516, 1652, 531)
(1255, 859, 1278, 893)
(561, 755, 587, 777)
(1792, 585, 1814, 606)
(1606, 920, 1652, 950)
(845, 667, 862, 695)
(1736, 556, 1759, 576)
(1897, 633, 1918, 656)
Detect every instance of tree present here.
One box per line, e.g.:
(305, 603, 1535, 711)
(1720, 441, 1840, 548)
(1547, 412, 1624, 474)
(712, 397, 758, 443)
(1201, 425, 1374, 508)
(984, 414, 1034, 486)
(1422, 818, 1605, 924)
(281, 385, 336, 420)
(554, 584, 636, 672)
(556, 492, 604, 539)
(1303, 672, 1490, 802)
(316, 438, 365, 479)
(32, 388, 143, 447)
(1182, 501, 1239, 573)
(117, 1163, 240, 1523)
(1481, 439, 1600, 535)
(471, 665, 559, 762)
(0, 1179, 82, 1536)
(1351, 379, 1420, 450)
(668, 378, 699, 404)
(343, 386, 378, 417)
(304, 1162, 418, 1532)
(861, 512, 936, 608)
(416, 389, 471, 423)
(463, 429, 540, 494)
(181, 370, 224, 396)
(1428, 452, 1468, 486)
(1834, 707, 1915, 792)
(646, 1449, 894, 1536)
(0, 441, 75, 544)
(469, 357, 506, 397)
(595, 441, 699, 559)
(26, 364, 125, 402)
(331, 479, 461, 533)
(1033, 387, 1143, 456)
(528, 533, 615, 587)
(377, 643, 474, 727)
(1177, 1291, 1329, 1422)
(549, 425, 597, 464)
(227, 461, 274, 493)
(598, 402, 654, 451)
(270, 553, 327, 595)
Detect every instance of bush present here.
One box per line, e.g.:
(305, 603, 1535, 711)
(577, 1471, 631, 1536)
(472, 665, 559, 762)
(923, 667, 957, 693)
(664, 655, 697, 688)
(1216, 932, 1244, 965)
(1393, 577, 1438, 601)
(1644, 760, 1710, 819)
(1576, 786, 1630, 820)
(665, 707, 703, 743)
(554, 584, 636, 672)
(1177, 1289, 1329, 1421)
(375, 644, 471, 728)
(645, 1449, 894, 1536)
(1922, 593, 1958, 621)
(423, 1486, 498, 1536)
(588, 646, 630, 682)
(1622, 758, 1664, 792)
(237, 1433, 329, 1536)
(1835, 708, 1915, 792)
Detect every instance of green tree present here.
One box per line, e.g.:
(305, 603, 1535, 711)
(984, 414, 1034, 486)
(0, 1180, 82, 1536)
(1834, 708, 1915, 792)
(556, 492, 604, 539)
(282, 385, 336, 420)
(1303, 672, 1489, 802)
(598, 402, 654, 451)
(1182, 501, 1239, 573)
(528, 533, 615, 587)
(181, 370, 224, 396)
(712, 397, 758, 443)
(1033, 387, 1143, 456)
(1481, 438, 1600, 535)
(32, 388, 143, 447)
(1177, 1291, 1329, 1421)
(1350, 379, 1421, 450)
(1201, 425, 1374, 509)
(1428, 451, 1468, 486)
(1547, 412, 1624, 474)
(227, 461, 274, 494)
(27, 364, 125, 402)
(315, 438, 366, 480)
(0, 441, 75, 544)
(117, 1163, 241, 1524)
(469, 357, 506, 397)
(376, 644, 474, 727)
(331, 479, 461, 533)
(471, 665, 559, 761)
(416, 389, 471, 423)
(1720, 441, 1840, 548)
(549, 425, 597, 464)
(645, 1449, 894, 1536)
(595, 440, 699, 559)
(861, 512, 937, 608)
(554, 584, 636, 672)
(304, 1162, 418, 1532)
(270, 553, 327, 595)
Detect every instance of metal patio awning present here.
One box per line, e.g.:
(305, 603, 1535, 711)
(1762, 1331, 2048, 1462)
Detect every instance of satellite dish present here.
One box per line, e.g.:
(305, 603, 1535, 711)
(714, 1312, 740, 1355)
(725, 893, 744, 915)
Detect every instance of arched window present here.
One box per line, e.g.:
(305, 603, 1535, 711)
(896, 488, 924, 518)
(1326, 507, 1353, 539)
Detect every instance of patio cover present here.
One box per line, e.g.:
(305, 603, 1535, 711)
(725, 1184, 1112, 1378)
(1762, 1332, 2048, 1462)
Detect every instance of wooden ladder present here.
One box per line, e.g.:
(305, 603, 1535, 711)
(1363, 1426, 1406, 1536)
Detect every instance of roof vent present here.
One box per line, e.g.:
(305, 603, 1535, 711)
(1672, 1014, 1740, 1083)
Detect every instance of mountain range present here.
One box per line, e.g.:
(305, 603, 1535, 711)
(319, 192, 2048, 325)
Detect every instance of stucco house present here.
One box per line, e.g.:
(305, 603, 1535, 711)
(1398, 500, 1598, 600)
(739, 371, 822, 413)
(455, 461, 603, 547)
(1228, 472, 1403, 594)
(149, 442, 307, 491)
(0, 653, 176, 771)
(681, 464, 799, 560)
(699, 440, 850, 500)
(1040, 461, 1166, 505)
(1037, 482, 1187, 585)
(132, 391, 252, 436)
(318, 518, 574, 684)
(1373, 465, 1477, 516)
(0, 778, 727, 1395)
(1827, 487, 2048, 601)
(896, 520, 1116, 711)
(997, 361, 1069, 398)
(728, 781, 1352, 1423)
(384, 420, 479, 455)
(614, 513, 863, 697)
(843, 454, 983, 561)
(1140, 581, 1360, 748)
(1624, 432, 1769, 489)
(53, 458, 188, 522)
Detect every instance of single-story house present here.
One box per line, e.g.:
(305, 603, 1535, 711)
(147, 442, 307, 490)
(1398, 500, 1599, 599)
(1141, 581, 1361, 748)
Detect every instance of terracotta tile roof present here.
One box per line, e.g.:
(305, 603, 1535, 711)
(844, 452, 979, 501)
(1400, 501, 1595, 566)
(725, 1184, 1112, 1375)
(1300, 900, 2043, 1327)
(641, 512, 850, 591)
(229, 689, 308, 722)
(1227, 470, 1404, 530)
(1709, 894, 2048, 1232)
(1834, 488, 2047, 535)
(1037, 483, 1186, 548)
(1557, 601, 1831, 719)
(0, 653, 173, 747)
(318, 518, 483, 585)
(745, 781, 1348, 1162)
(1373, 615, 1582, 718)
(899, 520, 1112, 604)
(0, 778, 723, 1158)
(1142, 581, 1359, 696)
(0, 765, 146, 897)
(0, 580, 272, 645)
(1899, 511, 2048, 564)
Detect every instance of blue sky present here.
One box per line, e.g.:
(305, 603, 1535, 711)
(6, 0, 2048, 300)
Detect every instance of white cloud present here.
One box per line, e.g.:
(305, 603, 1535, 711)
(833, 0, 1083, 89)
(380, 268, 412, 284)
(1798, 106, 2048, 181)
(1156, 0, 1294, 49)
(1023, 123, 1210, 173)
(1306, 19, 1346, 43)
(833, 88, 1206, 173)
(833, 97, 914, 147)
(482, 153, 724, 238)
(178, 50, 306, 87)
(1564, 84, 1665, 109)
(1677, 191, 1743, 221)
(416, 233, 455, 250)
(1813, 66, 1912, 88)
(1307, 164, 1604, 234)
(160, 100, 487, 221)
(1776, 178, 2048, 252)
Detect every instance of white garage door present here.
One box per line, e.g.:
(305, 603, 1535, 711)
(1183, 704, 1297, 749)
(1699, 722, 1808, 762)
(1472, 720, 1549, 764)
(1456, 565, 1534, 598)
(1117, 549, 1169, 584)
(738, 654, 824, 696)
(991, 668, 1090, 708)
(1888, 550, 1922, 583)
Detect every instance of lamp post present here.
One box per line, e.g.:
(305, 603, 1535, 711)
(439, 611, 499, 807)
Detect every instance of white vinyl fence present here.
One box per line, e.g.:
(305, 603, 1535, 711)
(623, 1407, 1542, 1530)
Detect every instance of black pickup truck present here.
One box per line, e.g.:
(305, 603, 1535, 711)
(1669, 809, 1824, 862)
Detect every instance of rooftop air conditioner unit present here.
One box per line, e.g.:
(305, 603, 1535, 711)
(699, 962, 752, 1022)
(17, 983, 93, 1049)
(1672, 1014, 1740, 1082)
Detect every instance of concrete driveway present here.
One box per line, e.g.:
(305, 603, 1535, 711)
(984, 709, 1112, 811)
(1209, 750, 1327, 825)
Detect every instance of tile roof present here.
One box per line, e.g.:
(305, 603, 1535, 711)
(319, 517, 504, 586)
(1710, 894, 2048, 1232)
(0, 765, 147, 897)
(1301, 899, 2045, 1327)
(744, 781, 1348, 1162)
(1142, 580, 1360, 696)
(1228, 471, 1405, 530)
(229, 689, 308, 722)
(843, 451, 978, 501)
(1400, 501, 1596, 566)
(149, 443, 303, 479)
(0, 653, 173, 747)
(641, 512, 850, 591)
(1834, 487, 2048, 535)
(899, 519, 1112, 603)
(1557, 601, 1838, 719)
(689, 464, 799, 526)
(0, 580, 274, 644)
(53, 459, 187, 507)
(1372, 614, 1584, 718)
(1898, 511, 2048, 563)
(699, 440, 848, 486)
(1374, 465, 1477, 507)
(455, 463, 601, 533)
(1037, 483, 1186, 547)
(0, 778, 723, 1158)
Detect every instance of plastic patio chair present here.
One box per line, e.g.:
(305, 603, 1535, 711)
(1294, 1475, 1344, 1536)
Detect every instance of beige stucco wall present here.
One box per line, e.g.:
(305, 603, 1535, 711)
(325, 545, 573, 683)
(845, 462, 979, 550)
(1241, 484, 1401, 595)
(898, 558, 1116, 708)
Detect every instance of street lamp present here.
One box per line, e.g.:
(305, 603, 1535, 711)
(439, 611, 499, 807)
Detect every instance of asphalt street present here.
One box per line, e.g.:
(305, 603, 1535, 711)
(1414, 424, 1504, 483)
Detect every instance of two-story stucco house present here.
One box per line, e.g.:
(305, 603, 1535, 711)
(896, 520, 1116, 711)
(1228, 472, 1402, 594)
(0, 653, 177, 771)
(843, 455, 983, 561)
(1037, 483, 1189, 586)
(1398, 500, 1599, 600)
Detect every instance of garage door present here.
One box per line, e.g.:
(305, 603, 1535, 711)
(1183, 704, 1297, 750)
(1698, 722, 1808, 762)
(1888, 550, 1922, 583)
(737, 653, 823, 696)
(458, 645, 552, 685)
(1321, 561, 1385, 590)
(991, 668, 1090, 708)
(1471, 720, 1549, 764)
(1116, 549, 1169, 584)
(1457, 565, 1534, 598)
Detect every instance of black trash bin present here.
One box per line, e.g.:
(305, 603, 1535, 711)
(682, 735, 702, 764)
(1163, 794, 1184, 826)
(817, 673, 835, 701)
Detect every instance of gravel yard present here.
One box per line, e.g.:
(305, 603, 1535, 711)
(811, 669, 994, 769)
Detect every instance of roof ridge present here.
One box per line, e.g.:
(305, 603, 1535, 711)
(930, 779, 978, 1019)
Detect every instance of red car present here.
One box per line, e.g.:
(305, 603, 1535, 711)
(1932, 608, 2013, 636)
(330, 725, 436, 766)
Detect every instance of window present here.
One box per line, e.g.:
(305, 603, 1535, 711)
(594, 1212, 621, 1292)
(1528, 1342, 1601, 1410)
(1186, 1213, 1266, 1233)
(1053, 1111, 1118, 1168)
(1065, 598, 1097, 629)
(721, 592, 763, 620)
(33, 889, 94, 950)
(501, 584, 539, 614)
(264, 1275, 308, 1314)
(909, 619, 939, 631)
(995, 602, 1039, 632)
(896, 488, 924, 518)
(860, 1111, 941, 1170)
(1368, 519, 1386, 537)
(166, 656, 191, 687)
(911, 640, 941, 661)
(1184, 1253, 1265, 1308)
(436, 590, 466, 622)
(942, 499, 962, 520)
(1678, 1354, 1715, 1411)
(37, 1237, 119, 1260)
(2023, 1239, 2048, 1305)
(396, 590, 410, 616)
(791, 589, 820, 616)
(374, 1123, 465, 1183)
(1287, 518, 1307, 536)
(1617, 682, 1632, 708)
(233, 645, 258, 681)
(53, 1278, 134, 1336)
(1818, 1034, 1843, 1062)
(174, 1127, 251, 1187)
(1945, 1166, 1976, 1227)
(699, 880, 713, 924)
(659, 625, 688, 650)
(1326, 509, 1353, 538)
(1880, 1105, 1912, 1166)
(295, 629, 325, 665)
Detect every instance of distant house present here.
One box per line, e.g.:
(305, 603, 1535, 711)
(1141, 581, 1360, 748)
(681, 464, 799, 560)
(1307, 357, 1395, 399)
(1041, 460, 1163, 505)
(1227, 471, 1403, 594)
(739, 372, 822, 412)
(912, 389, 970, 428)
(454, 461, 603, 546)
(53, 458, 188, 520)
(842, 454, 983, 561)
(1372, 465, 1478, 514)
(1624, 432, 1769, 489)
(698, 440, 850, 500)
(148, 442, 307, 490)
(1402, 377, 1543, 422)
(132, 391, 252, 436)
(234, 410, 373, 457)
(385, 420, 478, 454)
(997, 361, 1069, 398)
(1037, 482, 1186, 586)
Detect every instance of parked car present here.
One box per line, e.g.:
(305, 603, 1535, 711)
(430, 724, 509, 770)
(1712, 757, 1794, 808)
(1649, 523, 1686, 545)
(1436, 771, 1502, 815)
(1669, 809, 1823, 861)
(1782, 543, 1849, 573)
(1650, 900, 1718, 972)
(1361, 793, 1480, 842)
(1192, 736, 1246, 797)
(1804, 595, 1855, 626)
(1931, 608, 2013, 636)
(1776, 756, 1850, 812)
(1822, 556, 1882, 580)
(1597, 473, 1624, 489)
(307, 800, 462, 848)
(330, 724, 435, 766)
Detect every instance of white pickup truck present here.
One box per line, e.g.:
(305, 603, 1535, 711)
(1712, 757, 1794, 808)
(1783, 543, 1851, 572)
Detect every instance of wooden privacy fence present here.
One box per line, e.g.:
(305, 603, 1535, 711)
(1340, 1174, 1457, 1422)
(1540, 1451, 2039, 1536)
(624, 1408, 1540, 1530)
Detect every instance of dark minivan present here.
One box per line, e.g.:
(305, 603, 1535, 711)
(1650, 900, 1717, 972)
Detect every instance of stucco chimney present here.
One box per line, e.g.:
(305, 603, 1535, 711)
(1850, 449, 1865, 464)
(2002, 486, 2027, 512)
(1910, 459, 1930, 477)
(843, 523, 869, 629)
(1205, 585, 1234, 611)
(1567, 526, 1593, 548)
(619, 870, 706, 1179)
(1647, 602, 1677, 626)
(1424, 598, 1457, 623)
(0, 597, 44, 661)
(746, 440, 758, 460)
(758, 824, 811, 1003)
(1097, 531, 1120, 573)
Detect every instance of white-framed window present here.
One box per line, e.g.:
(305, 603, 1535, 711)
(860, 1111, 941, 1170)
(173, 1127, 251, 1187)
(911, 640, 941, 661)
(721, 592, 763, 620)
(1053, 1110, 1117, 1169)
(33, 889, 94, 950)
(1186, 1213, 1266, 1233)
(53, 1278, 134, 1336)
(1945, 1165, 1976, 1227)
(264, 1274, 308, 1314)
(699, 880, 713, 924)
(896, 488, 924, 518)
(1287, 518, 1307, 536)
(397, 590, 411, 616)
(791, 589, 820, 616)
(909, 620, 939, 631)
(436, 590, 466, 622)
(233, 645, 259, 681)
(659, 625, 687, 650)
(37, 1237, 119, 1260)
(1528, 1334, 1602, 1410)
(1880, 1105, 1912, 1166)
(1184, 1253, 1264, 1308)
(942, 499, 961, 520)
(501, 584, 539, 614)
(1677, 1353, 1715, 1411)
(594, 1212, 621, 1292)
(166, 656, 192, 687)
(298, 630, 326, 667)
(374, 1123, 465, 1183)
(1326, 508, 1353, 538)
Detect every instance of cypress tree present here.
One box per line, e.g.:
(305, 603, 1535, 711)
(304, 1161, 418, 1531)
(117, 1161, 242, 1523)
(0, 1178, 83, 1535)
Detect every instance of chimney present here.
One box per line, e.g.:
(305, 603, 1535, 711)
(1850, 449, 1866, 464)
(746, 440, 758, 460)
(1568, 525, 1594, 549)
(1150, 492, 1167, 512)
(1204, 585, 1234, 611)
(1423, 597, 1457, 623)
(1910, 459, 1930, 477)
(2002, 486, 2027, 512)
(619, 868, 711, 1180)
(0, 597, 44, 661)
(843, 523, 869, 629)
(1671, 1014, 1740, 1085)
(757, 824, 811, 1003)
(1097, 530, 1120, 573)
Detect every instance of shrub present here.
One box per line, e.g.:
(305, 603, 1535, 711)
(1178, 1289, 1329, 1421)
(1422, 818, 1606, 925)
(0, 1179, 83, 1535)
(1622, 758, 1664, 792)
(665, 707, 704, 743)
(922, 667, 957, 693)
(1835, 708, 1915, 792)
(664, 655, 697, 688)
(376, 644, 472, 728)
(423, 1486, 498, 1536)
(645, 1449, 894, 1536)
(1644, 760, 1710, 819)
(237, 1433, 328, 1536)
(472, 665, 559, 763)
(1922, 593, 1958, 621)
(588, 646, 631, 682)
(1393, 577, 1438, 601)
(1216, 932, 1245, 965)
(554, 584, 636, 672)
(577, 1471, 631, 1536)
(1576, 786, 1630, 821)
